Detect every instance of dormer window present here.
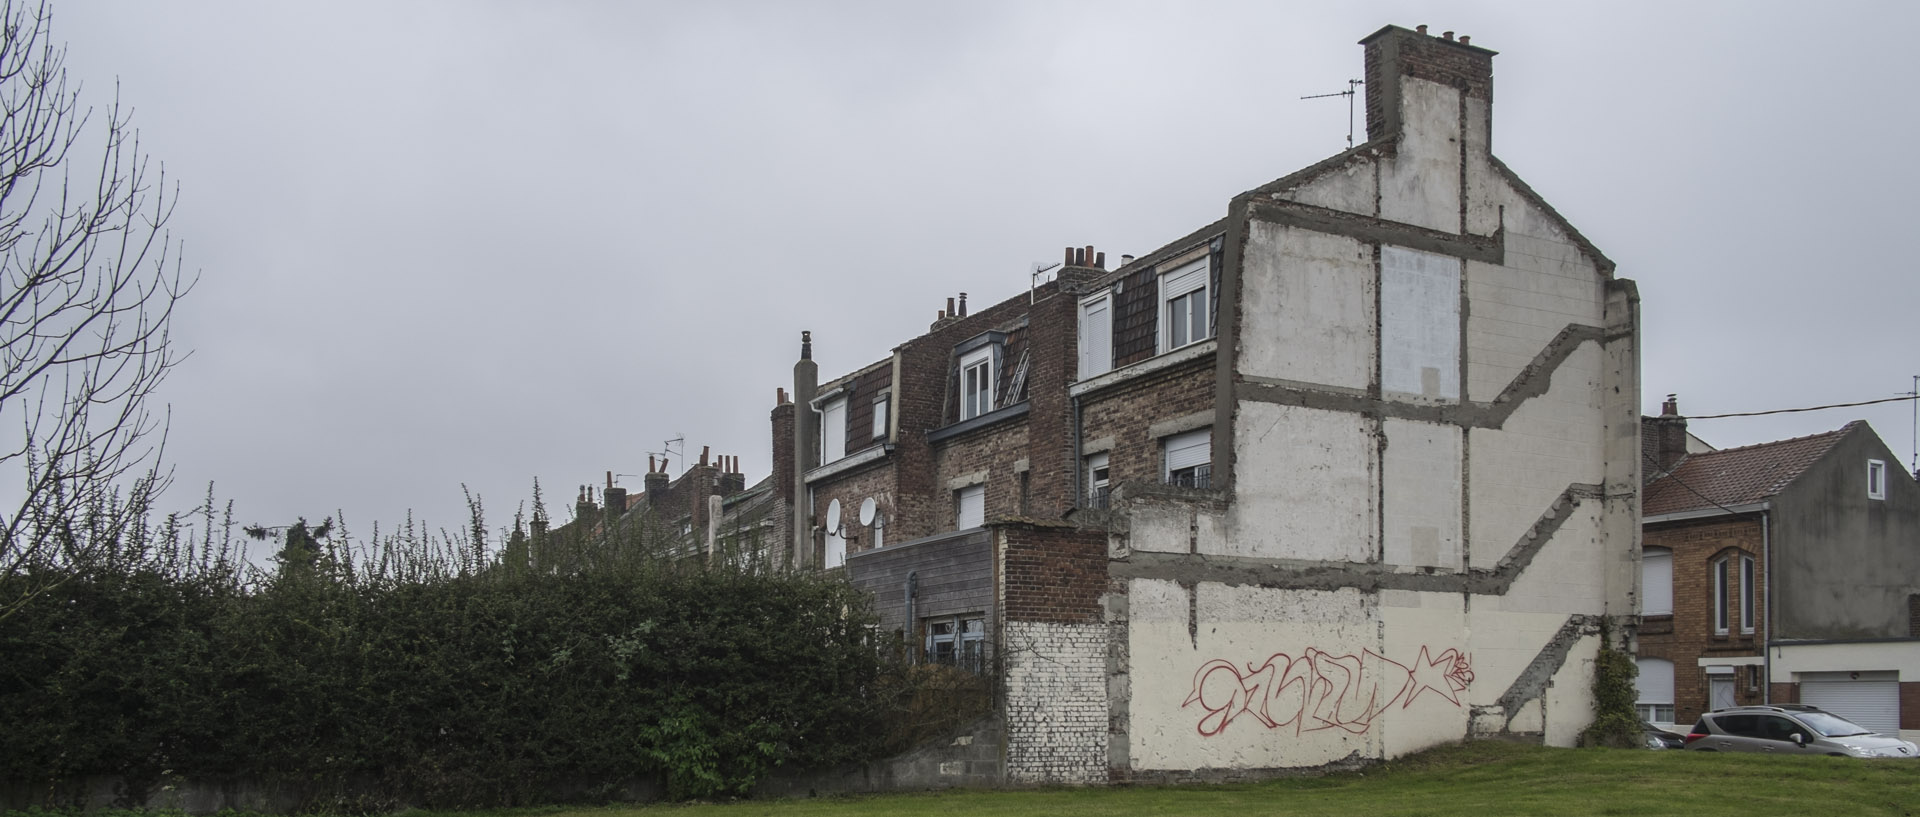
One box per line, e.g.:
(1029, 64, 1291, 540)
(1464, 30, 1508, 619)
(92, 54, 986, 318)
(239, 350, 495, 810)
(1159, 258, 1209, 353)
(1078, 292, 1112, 379)
(820, 396, 846, 464)
(960, 346, 994, 420)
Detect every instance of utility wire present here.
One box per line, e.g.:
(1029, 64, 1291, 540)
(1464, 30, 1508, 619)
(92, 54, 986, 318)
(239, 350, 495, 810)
(1685, 394, 1918, 420)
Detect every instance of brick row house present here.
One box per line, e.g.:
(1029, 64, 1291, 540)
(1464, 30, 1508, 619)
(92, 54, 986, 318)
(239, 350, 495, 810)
(753, 25, 1641, 783)
(1639, 401, 1920, 741)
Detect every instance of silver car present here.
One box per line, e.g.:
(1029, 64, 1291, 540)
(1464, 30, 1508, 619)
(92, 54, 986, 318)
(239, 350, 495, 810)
(1685, 704, 1919, 758)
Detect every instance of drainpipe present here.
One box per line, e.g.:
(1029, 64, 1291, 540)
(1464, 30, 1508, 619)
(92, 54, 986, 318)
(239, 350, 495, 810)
(1761, 506, 1773, 704)
(1070, 394, 1083, 508)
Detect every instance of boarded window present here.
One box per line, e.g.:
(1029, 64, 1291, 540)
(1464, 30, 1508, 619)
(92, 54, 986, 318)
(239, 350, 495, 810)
(1380, 246, 1461, 401)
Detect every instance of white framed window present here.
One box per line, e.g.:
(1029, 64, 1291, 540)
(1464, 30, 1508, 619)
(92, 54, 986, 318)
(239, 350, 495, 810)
(955, 484, 985, 529)
(1078, 292, 1112, 379)
(925, 614, 986, 672)
(1084, 452, 1110, 508)
(870, 511, 884, 550)
(1712, 555, 1730, 635)
(1634, 657, 1676, 724)
(872, 393, 890, 440)
(959, 346, 994, 420)
(1158, 258, 1209, 353)
(1740, 554, 1756, 634)
(820, 396, 846, 465)
(1868, 459, 1887, 500)
(1642, 547, 1673, 615)
(1164, 428, 1211, 488)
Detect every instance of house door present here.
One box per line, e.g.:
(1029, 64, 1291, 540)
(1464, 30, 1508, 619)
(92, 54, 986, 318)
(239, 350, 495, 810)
(1710, 676, 1737, 711)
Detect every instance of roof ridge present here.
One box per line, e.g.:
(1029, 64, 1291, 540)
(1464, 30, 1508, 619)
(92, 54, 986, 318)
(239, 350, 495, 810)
(1683, 423, 1850, 458)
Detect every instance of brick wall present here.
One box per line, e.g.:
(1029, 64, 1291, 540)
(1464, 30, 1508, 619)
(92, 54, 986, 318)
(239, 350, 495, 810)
(1078, 355, 1216, 496)
(1639, 516, 1766, 724)
(809, 459, 897, 559)
(933, 420, 1031, 531)
(999, 522, 1111, 783)
(1002, 620, 1108, 784)
(1000, 522, 1107, 625)
(1903, 682, 1919, 730)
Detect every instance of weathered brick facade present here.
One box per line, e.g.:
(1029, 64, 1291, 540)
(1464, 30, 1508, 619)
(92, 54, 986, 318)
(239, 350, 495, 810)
(1638, 516, 1767, 725)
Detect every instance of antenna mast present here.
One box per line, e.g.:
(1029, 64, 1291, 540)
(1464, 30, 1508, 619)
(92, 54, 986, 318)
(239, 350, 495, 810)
(1301, 78, 1364, 149)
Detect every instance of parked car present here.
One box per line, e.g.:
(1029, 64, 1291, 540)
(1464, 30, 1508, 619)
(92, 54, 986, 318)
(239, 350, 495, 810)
(1643, 721, 1686, 750)
(1684, 705, 1919, 758)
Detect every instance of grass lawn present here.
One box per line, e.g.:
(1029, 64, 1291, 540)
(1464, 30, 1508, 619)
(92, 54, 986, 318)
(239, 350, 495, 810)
(440, 741, 1920, 817)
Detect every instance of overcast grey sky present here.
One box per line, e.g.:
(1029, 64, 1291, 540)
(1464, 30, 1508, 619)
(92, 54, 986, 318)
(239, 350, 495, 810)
(50, 0, 1920, 550)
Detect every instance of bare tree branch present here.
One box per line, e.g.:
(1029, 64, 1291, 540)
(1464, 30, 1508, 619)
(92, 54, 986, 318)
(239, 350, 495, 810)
(0, 0, 193, 621)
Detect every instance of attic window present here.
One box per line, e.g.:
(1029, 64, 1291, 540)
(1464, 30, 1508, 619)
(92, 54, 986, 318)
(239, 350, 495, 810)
(1159, 258, 1210, 353)
(1868, 459, 1887, 500)
(959, 346, 993, 421)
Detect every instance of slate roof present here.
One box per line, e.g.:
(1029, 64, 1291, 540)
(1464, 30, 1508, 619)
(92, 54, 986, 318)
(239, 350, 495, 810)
(1642, 421, 1858, 517)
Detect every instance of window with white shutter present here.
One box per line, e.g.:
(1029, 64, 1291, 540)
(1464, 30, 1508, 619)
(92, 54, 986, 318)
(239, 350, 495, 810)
(1642, 547, 1672, 615)
(1158, 259, 1209, 353)
(955, 484, 985, 529)
(1079, 293, 1111, 379)
(1164, 429, 1211, 488)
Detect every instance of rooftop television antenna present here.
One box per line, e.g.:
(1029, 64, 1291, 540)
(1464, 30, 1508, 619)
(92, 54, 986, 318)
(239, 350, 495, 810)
(646, 434, 686, 476)
(1301, 78, 1364, 149)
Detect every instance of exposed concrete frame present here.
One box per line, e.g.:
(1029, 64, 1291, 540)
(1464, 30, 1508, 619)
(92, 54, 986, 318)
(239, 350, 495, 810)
(1109, 482, 1600, 595)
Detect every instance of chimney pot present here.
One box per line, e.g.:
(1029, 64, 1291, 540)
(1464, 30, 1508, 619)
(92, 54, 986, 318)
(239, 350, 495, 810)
(1458, 35, 1469, 45)
(1094, 251, 1106, 269)
(700, 445, 710, 467)
(1064, 247, 1075, 266)
(1416, 24, 1427, 35)
(1121, 254, 1135, 266)
(800, 330, 812, 360)
(1443, 30, 1454, 41)
(959, 292, 968, 317)
(946, 297, 955, 316)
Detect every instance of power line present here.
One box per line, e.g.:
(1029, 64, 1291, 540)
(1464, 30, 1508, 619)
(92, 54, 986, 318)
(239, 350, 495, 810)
(1685, 394, 1919, 420)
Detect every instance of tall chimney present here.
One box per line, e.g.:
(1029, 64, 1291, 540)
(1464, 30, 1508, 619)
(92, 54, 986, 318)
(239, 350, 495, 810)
(792, 330, 819, 570)
(1359, 24, 1495, 144)
(1652, 394, 1690, 476)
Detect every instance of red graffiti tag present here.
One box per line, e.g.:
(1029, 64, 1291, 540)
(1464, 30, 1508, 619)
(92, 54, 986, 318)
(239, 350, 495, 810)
(1182, 646, 1473, 736)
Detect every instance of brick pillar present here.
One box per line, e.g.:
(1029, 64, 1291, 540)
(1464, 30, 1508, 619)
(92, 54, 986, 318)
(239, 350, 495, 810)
(997, 520, 1109, 784)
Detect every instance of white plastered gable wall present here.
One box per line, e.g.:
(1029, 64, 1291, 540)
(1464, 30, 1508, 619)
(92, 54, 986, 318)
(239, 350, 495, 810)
(1116, 60, 1634, 773)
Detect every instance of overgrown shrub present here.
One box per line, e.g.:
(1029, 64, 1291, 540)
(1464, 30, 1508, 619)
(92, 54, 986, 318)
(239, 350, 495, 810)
(1580, 619, 1642, 749)
(0, 550, 891, 808)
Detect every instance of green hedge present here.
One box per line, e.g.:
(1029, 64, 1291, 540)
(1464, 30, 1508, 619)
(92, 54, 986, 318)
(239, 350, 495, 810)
(0, 562, 887, 807)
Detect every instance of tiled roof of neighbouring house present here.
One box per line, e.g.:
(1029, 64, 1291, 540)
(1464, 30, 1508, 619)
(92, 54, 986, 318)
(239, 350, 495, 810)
(1642, 421, 1859, 517)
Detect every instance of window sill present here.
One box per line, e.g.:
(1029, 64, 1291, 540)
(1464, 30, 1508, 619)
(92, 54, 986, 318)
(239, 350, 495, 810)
(1071, 339, 1215, 399)
(927, 402, 1029, 444)
(805, 443, 890, 484)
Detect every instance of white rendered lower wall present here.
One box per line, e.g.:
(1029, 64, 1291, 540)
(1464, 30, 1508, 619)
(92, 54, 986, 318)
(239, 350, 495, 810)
(1126, 576, 1602, 772)
(1003, 620, 1108, 784)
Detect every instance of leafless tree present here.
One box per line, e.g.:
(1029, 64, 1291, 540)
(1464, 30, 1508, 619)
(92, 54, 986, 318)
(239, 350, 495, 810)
(0, 0, 190, 619)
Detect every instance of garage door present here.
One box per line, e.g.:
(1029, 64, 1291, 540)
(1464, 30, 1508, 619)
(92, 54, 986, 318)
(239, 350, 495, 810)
(1800, 671, 1900, 736)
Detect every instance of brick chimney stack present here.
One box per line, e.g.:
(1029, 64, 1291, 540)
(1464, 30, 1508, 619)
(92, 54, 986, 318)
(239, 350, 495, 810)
(604, 471, 627, 517)
(1652, 394, 1690, 475)
(1360, 24, 1495, 144)
(792, 331, 819, 570)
